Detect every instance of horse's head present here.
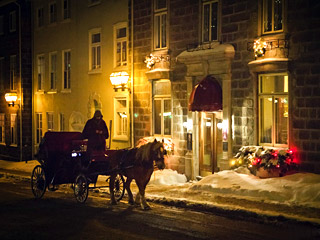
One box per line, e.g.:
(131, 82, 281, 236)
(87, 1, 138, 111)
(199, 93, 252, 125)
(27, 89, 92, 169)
(151, 139, 166, 170)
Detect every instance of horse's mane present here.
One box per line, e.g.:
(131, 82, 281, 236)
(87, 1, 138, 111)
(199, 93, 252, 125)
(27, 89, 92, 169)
(135, 141, 163, 163)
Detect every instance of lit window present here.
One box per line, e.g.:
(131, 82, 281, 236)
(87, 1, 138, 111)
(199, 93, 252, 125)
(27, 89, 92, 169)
(0, 15, 4, 35)
(9, 11, 16, 32)
(10, 114, 17, 145)
(63, 50, 71, 90)
(37, 7, 44, 28)
(114, 96, 129, 140)
(37, 55, 45, 91)
(262, 0, 284, 34)
(154, 0, 167, 49)
(49, 52, 57, 90)
(59, 113, 65, 131)
(36, 113, 43, 144)
(202, 0, 219, 42)
(114, 23, 127, 68)
(259, 74, 288, 146)
(47, 112, 54, 131)
(63, 0, 71, 20)
(153, 80, 171, 136)
(10, 55, 16, 91)
(0, 114, 5, 144)
(89, 29, 101, 71)
(49, 2, 57, 24)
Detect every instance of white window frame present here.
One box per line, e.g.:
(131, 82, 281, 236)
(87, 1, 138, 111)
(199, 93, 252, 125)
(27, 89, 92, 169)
(153, 0, 168, 50)
(37, 7, 44, 28)
(49, 52, 57, 92)
(0, 15, 4, 35)
(36, 113, 43, 145)
(0, 113, 5, 144)
(258, 73, 289, 147)
(62, 50, 71, 91)
(47, 112, 54, 131)
(262, 0, 284, 34)
(49, 2, 57, 24)
(10, 55, 16, 91)
(152, 79, 172, 137)
(202, 0, 219, 43)
(10, 114, 17, 146)
(89, 29, 101, 72)
(62, 0, 71, 20)
(113, 22, 128, 69)
(59, 113, 65, 131)
(37, 54, 45, 91)
(113, 94, 129, 141)
(9, 11, 16, 33)
(0, 57, 4, 91)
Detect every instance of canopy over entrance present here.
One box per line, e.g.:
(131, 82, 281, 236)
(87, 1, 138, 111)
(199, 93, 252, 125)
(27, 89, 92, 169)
(188, 75, 222, 112)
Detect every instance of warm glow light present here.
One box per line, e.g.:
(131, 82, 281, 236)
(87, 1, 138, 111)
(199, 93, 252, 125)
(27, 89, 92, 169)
(5, 92, 18, 106)
(109, 72, 129, 87)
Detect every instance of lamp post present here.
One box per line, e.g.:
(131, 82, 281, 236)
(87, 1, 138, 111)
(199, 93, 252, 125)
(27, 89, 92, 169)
(109, 71, 130, 91)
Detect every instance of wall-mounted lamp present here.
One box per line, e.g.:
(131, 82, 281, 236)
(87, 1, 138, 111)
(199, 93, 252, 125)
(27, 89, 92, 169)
(109, 71, 130, 92)
(5, 92, 19, 107)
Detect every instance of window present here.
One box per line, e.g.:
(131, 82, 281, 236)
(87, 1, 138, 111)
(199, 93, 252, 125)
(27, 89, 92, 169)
(259, 74, 288, 146)
(37, 55, 45, 91)
(0, 57, 4, 91)
(49, 52, 57, 90)
(49, 2, 57, 24)
(262, 0, 284, 34)
(9, 11, 16, 32)
(59, 113, 65, 131)
(202, 0, 218, 42)
(154, 0, 167, 49)
(63, 0, 71, 20)
(47, 112, 54, 131)
(89, 29, 101, 71)
(153, 80, 172, 136)
(0, 15, 4, 35)
(10, 114, 17, 145)
(114, 96, 129, 140)
(114, 23, 127, 68)
(0, 114, 5, 144)
(10, 55, 16, 90)
(37, 7, 44, 28)
(63, 50, 71, 90)
(36, 113, 43, 144)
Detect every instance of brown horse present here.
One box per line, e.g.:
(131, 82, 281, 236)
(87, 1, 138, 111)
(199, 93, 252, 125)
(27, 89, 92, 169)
(108, 139, 166, 210)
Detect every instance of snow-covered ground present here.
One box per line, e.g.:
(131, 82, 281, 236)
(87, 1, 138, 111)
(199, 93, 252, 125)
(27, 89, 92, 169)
(147, 168, 320, 209)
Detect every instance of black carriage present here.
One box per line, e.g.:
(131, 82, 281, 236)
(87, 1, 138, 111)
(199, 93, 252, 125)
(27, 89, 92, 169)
(31, 131, 125, 203)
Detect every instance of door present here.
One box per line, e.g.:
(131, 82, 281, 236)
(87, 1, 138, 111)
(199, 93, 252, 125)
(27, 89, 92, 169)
(199, 112, 217, 176)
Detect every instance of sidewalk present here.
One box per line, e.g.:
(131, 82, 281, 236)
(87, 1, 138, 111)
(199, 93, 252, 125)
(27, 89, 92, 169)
(0, 159, 319, 227)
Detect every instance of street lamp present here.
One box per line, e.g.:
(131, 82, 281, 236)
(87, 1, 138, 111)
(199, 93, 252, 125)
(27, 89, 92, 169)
(109, 71, 130, 91)
(5, 92, 19, 107)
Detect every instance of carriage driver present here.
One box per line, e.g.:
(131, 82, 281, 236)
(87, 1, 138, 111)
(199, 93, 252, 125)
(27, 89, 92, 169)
(82, 110, 109, 155)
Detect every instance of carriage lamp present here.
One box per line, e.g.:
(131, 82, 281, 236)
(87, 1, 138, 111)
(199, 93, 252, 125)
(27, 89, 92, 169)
(5, 92, 19, 107)
(109, 71, 130, 91)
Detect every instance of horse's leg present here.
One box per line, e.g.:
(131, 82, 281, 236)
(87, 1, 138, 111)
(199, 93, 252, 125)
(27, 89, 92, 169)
(125, 177, 134, 205)
(135, 179, 150, 210)
(109, 173, 117, 205)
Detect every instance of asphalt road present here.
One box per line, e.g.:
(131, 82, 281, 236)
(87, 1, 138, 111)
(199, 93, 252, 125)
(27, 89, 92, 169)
(0, 177, 319, 240)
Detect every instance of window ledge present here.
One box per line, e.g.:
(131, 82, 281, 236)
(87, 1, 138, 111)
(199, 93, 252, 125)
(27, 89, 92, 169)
(88, 69, 102, 74)
(61, 89, 71, 93)
(36, 90, 44, 94)
(113, 135, 129, 141)
(47, 90, 57, 94)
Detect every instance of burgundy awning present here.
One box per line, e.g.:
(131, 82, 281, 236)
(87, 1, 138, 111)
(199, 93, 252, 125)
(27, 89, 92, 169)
(188, 75, 222, 112)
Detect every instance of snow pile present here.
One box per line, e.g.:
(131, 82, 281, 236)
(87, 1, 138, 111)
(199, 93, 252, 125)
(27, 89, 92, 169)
(149, 169, 187, 186)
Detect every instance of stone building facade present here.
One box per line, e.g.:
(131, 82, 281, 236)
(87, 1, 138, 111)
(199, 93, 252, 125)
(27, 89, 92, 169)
(131, 0, 320, 179)
(0, 0, 32, 161)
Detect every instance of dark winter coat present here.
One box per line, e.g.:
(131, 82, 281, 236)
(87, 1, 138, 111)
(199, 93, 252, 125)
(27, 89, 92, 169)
(82, 117, 109, 152)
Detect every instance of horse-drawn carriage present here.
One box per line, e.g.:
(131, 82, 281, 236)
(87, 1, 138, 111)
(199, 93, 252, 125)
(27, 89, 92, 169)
(31, 131, 125, 203)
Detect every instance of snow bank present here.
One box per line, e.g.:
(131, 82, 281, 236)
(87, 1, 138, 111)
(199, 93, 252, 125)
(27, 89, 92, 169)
(149, 169, 187, 186)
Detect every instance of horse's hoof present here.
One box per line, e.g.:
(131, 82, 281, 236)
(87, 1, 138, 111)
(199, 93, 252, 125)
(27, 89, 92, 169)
(128, 200, 134, 205)
(141, 205, 151, 210)
(111, 200, 117, 205)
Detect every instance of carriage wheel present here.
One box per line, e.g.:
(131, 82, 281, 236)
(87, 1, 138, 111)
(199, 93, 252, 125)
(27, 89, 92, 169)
(74, 174, 88, 203)
(31, 165, 46, 199)
(113, 174, 125, 201)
